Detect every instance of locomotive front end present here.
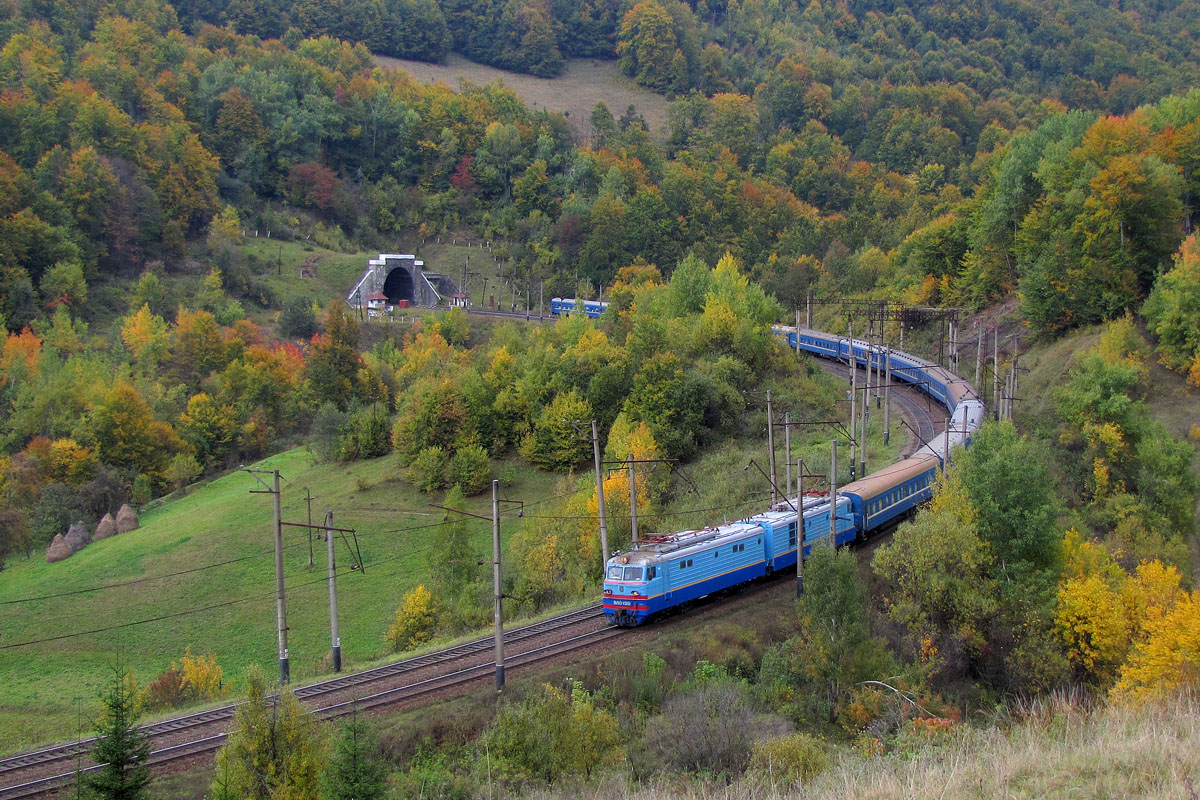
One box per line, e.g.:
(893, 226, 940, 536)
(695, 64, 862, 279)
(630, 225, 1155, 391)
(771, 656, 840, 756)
(602, 554, 658, 626)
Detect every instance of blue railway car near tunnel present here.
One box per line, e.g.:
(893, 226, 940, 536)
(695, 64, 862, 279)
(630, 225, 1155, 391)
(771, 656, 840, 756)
(549, 297, 609, 318)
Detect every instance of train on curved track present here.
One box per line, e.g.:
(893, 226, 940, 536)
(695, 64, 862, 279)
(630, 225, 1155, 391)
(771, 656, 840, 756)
(602, 325, 986, 626)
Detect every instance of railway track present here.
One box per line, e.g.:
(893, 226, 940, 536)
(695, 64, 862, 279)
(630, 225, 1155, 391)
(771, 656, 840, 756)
(813, 359, 942, 454)
(0, 605, 608, 799)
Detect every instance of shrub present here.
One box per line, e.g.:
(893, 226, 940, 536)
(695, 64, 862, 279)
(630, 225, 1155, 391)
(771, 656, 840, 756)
(748, 733, 828, 787)
(484, 682, 621, 783)
(407, 446, 449, 493)
(145, 666, 187, 710)
(385, 585, 439, 652)
(130, 474, 152, 507)
(337, 405, 391, 461)
(164, 453, 202, 492)
(449, 444, 491, 495)
(280, 297, 318, 340)
(145, 649, 227, 710)
(640, 679, 769, 776)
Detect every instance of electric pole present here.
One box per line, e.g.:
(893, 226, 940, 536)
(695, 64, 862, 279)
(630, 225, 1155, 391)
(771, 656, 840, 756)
(305, 487, 314, 568)
(783, 411, 791, 505)
(766, 389, 777, 505)
(848, 321, 857, 481)
(272, 471, 287, 683)
(796, 459, 804, 596)
(943, 417, 951, 474)
(628, 452, 639, 546)
(246, 469, 289, 684)
(325, 511, 341, 672)
(492, 479, 504, 692)
(883, 344, 892, 446)
(993, 329, 1000, 420)
(829, 440, 838, 546)
(592, 420, 609, 563)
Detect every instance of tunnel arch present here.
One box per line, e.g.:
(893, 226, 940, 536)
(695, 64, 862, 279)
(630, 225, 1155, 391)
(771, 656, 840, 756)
(382, 267, 415, 304)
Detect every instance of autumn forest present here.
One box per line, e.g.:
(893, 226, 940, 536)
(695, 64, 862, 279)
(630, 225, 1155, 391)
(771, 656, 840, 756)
(2, 0, 1200, 795)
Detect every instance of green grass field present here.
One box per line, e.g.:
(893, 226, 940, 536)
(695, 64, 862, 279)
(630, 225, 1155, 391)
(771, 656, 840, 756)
(234, 237, 529, 322)
(0, 448, 560, 754)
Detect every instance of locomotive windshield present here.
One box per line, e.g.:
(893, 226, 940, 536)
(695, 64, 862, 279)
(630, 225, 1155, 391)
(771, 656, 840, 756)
(606, 566, 644, 581)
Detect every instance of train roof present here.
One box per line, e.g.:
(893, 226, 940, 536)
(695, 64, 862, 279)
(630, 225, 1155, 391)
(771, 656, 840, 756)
(609, 520, 763, 565)
(838, 453, 941, 500)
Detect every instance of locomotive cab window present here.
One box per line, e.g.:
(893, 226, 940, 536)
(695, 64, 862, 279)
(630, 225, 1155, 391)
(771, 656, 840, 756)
(623, 567, 643, 581)
(606, 566, 623, 580)
(647, 567, 657, 579)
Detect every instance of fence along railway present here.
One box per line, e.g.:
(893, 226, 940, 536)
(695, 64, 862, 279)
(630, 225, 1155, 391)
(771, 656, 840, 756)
(0, 316, 971, 798)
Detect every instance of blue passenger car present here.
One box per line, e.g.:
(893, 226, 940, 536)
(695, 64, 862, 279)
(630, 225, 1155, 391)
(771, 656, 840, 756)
(549, 297, 609, 318)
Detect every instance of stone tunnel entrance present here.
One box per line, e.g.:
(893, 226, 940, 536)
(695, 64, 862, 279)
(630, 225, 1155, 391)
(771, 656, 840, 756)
(382, 267, 415, 304)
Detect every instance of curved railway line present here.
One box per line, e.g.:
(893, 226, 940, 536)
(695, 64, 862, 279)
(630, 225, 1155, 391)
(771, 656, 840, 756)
(0, 320, 946, 799)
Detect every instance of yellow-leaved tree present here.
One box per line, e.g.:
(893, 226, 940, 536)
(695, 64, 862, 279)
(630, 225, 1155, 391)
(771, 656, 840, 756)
(1113, 590, 1200, 703)
(1055, 530, 1189, 691)
(385, 584, 439, 652)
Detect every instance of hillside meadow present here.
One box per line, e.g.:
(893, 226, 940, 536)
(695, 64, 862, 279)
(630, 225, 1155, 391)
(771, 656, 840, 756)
(0, 446, 558, 753)
(373, 55, 671, 137)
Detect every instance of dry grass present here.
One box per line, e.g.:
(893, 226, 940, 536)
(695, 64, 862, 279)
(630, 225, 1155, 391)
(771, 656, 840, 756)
(520, 693, 1200, 800)
(373, 54, 671, 137)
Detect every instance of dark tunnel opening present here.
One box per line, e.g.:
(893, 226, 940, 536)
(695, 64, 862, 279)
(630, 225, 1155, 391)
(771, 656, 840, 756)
(382, 267, 414, 304)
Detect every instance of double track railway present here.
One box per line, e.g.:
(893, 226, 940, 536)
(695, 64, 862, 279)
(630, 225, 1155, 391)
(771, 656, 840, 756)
(0, 606, 612, 799)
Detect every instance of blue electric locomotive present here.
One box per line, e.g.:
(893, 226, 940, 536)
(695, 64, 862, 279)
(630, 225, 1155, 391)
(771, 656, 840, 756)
(602, 325, 986, 626)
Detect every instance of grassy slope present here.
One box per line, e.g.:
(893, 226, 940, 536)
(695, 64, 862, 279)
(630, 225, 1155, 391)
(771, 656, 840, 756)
(1016, 322, 1200, 571)
(237, 237, 531, 319)
(0, 448, 561, 754)
(608, 694, 1200, 800)
(373, 54, 672, 137)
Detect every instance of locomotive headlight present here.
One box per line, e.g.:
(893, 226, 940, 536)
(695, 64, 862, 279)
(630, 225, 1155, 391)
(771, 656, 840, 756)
(632, 591, 641, 597)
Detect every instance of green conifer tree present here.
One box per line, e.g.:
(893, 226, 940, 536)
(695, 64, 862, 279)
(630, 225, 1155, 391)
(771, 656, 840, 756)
(322, 710, 388, 800)
(84, 665, 151, 800)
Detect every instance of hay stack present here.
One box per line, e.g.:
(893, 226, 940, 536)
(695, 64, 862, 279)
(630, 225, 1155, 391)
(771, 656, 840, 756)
(115, 504, 139, 534)
(46, 534, 73, 563)
(64, 520, 91, 552)
(94, 513, 117, 540)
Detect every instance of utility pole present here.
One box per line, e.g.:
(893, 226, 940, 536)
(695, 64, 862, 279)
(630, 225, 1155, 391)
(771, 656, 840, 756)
(591, 420, 609, 563)
(806, 291, 813, 328)
(829, 440, 838, 545)
(943, 417, 951, 474)
(796, 459, 804, 596)
(883, 344, 892, 446)
(272, 471, 287, 683)
(795, 309, 801, 355)
(766, 389, 777, 505)
(628, 452, 639, 546)
(860, 375, 868, 479)
(783, 411, 792, 505)
(993, 330, 1000, 421)
(246, 468, 289, 683)
(305, 488, 314, 568)
(975, 322, 983, 395)
(325, 511, 341, 672)
(492, 480, 504, 692)
(848, 322, 857, 481)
